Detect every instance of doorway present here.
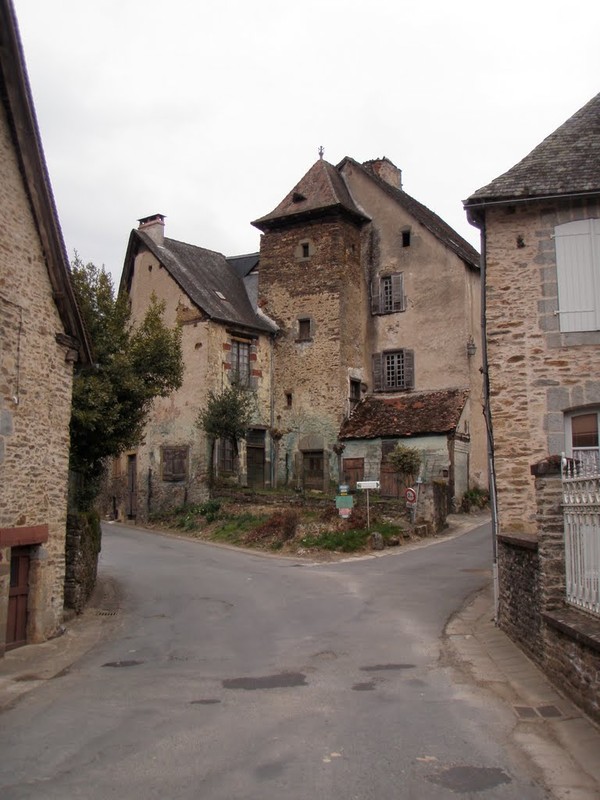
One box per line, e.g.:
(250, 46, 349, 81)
(7, 546, 30, 650)
(126, 454, 137, 518)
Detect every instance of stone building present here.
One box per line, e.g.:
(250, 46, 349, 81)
(0, 0, 91, 654)
(110, 215, 277, 522)
(464, 92, 600, 722)
(253, 155, 486, 501)
(116, 154, 485, 520)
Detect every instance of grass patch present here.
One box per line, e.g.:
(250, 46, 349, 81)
(211, 513, 267, 545)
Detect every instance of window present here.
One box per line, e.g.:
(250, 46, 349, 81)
(402, 229, 411, 247)
(285, 392, 293, 408)
(162, 446, 188, 482)
(565, 410, 600, 472)
(295, 240, 313, 260)
(372, 350, 415, 391)
(555, 219, 600, 332)
(371, 273, 406, 314)
(218, 438, 235, 474)
(349, 379, 361, 408)
(231, 339, 250, 384)
(297, 318, 311, 341)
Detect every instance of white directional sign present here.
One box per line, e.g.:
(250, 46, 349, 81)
(356, 480, 380, 490)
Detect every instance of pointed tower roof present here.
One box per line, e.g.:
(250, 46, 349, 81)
(465, 92, 600, 204)
(252, 158, 369, 231)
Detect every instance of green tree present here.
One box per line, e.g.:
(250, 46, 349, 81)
(197, 380, 255, 488)
(70, 256, 183, 508)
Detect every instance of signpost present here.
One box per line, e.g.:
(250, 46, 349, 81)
(356, 480, 380, 530)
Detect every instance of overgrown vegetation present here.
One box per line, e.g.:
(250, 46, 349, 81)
(147, 498, 410, 555)
(387, 443, 422, 476)
(461, 487, 490, 512)
(196, 380, 256, 488)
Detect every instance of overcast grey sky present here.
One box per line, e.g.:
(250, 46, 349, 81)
(14, 0, 600, 284)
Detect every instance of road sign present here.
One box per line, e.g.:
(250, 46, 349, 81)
(336, 495, 354, 509)
(356, 481, 380, 490)
(405, 487, 417, 504)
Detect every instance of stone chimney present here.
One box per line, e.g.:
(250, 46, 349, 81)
(138, 213, 165, 245)
(364, 158, 402, 190)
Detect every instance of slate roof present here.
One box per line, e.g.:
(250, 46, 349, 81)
(122, 232, 276, 334)
(226, 252, 259, 279)
(339, 388, 469, 440)
(251, 158, 370, 230)
(0, 0, 91, 363)
(340, 157, 480, 270)
(465, 92, 600, 204)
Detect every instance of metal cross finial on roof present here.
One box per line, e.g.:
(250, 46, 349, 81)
(318, 145, 324, 160)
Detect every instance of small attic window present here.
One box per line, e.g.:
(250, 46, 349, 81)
(292, 192, 306, 203)
(402, 229, 411, 247)
(302, 243, 310, 258)
(215, 290, 226, 300)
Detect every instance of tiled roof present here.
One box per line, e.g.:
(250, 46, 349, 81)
(465, 93, 600, 203)
(339, 388, 469, 440)
(251, 159, 370, 230)
(124, 232, 276, 334)
(340, 157, 480, 270)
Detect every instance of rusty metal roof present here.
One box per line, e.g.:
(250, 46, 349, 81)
(339, 388, 469, 440)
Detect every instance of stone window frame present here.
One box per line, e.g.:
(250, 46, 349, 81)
(564, 407, 600, 472)
(372, 349, 415, 392)
(295, 239, 315, 262)
(296, 317, 314, 342)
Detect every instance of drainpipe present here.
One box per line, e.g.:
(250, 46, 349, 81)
(478, 218, 500, 623)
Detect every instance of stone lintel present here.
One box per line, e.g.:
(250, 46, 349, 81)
(0, 524, 49, 547)
(497, 531, 539, 551)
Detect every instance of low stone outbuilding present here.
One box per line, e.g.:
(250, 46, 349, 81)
(0, 0, 91, 654)
(339, 388, 470, 501)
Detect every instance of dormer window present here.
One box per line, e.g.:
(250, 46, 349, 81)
(293, 191, 306, 203)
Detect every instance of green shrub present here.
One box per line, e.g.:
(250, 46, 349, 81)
(461, 487, 490, 512)
(387, 444, 421, 476)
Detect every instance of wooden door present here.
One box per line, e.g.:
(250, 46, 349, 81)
(246, 430, 265, 488)
(342, 457, 364, 489)
(7, 546, 30, 650)
(303, 451, 324, 490)
(126, 454, 137, 518)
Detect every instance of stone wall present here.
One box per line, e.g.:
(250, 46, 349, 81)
(496, 463, 600, 724)
(484, 197, 600, 533)
(64, 512, 102, 614)
(0, 100, 75, 650)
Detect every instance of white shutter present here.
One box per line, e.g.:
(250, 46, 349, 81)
(555, 219, 600, 332)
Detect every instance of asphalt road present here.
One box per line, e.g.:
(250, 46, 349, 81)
(0, 521, 549, 799)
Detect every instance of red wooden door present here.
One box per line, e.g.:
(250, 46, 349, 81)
(7, 546, 30, 650)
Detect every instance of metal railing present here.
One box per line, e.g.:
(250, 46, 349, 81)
(562, 456, 600, 616)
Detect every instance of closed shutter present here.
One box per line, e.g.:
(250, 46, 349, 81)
(371, 280, 381, 314)
(372, 353, 383, 391)
(555, 219, 600, 332)
(404, 350, 415, 389)
(391, 273, 405, 311)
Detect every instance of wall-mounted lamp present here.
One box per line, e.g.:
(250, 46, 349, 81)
(466, 336, 477, 357)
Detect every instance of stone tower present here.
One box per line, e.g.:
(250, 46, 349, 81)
(252, 158, 370, 489)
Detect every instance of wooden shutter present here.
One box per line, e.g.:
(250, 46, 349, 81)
(391, 273, 405, 312)
(403, 350, 415, 389)
(372, 353, 383, 391)
(555, 219, 600, 332)
(162, 446, 187, 481)
(371, 279, 381, 314)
